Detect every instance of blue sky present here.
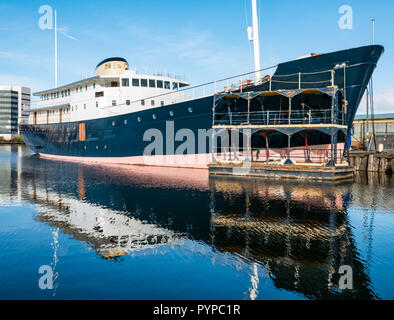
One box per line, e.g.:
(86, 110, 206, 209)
(0, 0, 393, 113)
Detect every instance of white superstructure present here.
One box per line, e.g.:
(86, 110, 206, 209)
(29, 58, 189, 125)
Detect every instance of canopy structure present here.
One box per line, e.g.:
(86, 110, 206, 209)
(213, 87, 342, 107)
(211, 87, 349, 166)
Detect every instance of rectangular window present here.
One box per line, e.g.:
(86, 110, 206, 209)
(126, 100, 131, 106)
(132, 79, 140, 87)
(122, 78, 130, 87)
(164, 81, 170, 89)
(95, 91, 104, 98)
(172, 82, 179, 90)
(151, 100, 155, 106)
(161, 101, 165, 106)
(141, 100, 145, 106)
(112, 100, 116, 106)
(93, 83, 96, 89)
(149, 80, 156, 88)
(141, 79, 148, 87)
(157, 80, 163, 88)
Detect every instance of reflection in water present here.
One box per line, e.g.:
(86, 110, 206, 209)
(1, 146, 392, 299)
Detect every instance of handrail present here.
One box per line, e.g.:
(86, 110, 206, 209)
(214, 109, 347, 126)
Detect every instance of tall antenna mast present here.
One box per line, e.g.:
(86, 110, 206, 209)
(372, 19, 375, 44)
(54, 9, 58, 88)
(247, 0, 261, 83)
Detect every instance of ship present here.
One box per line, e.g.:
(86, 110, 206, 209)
(19, 2, 384, 168)
(20, 45, 384, 168)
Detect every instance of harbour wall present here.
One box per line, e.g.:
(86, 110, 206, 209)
(349, 151, 393, 174)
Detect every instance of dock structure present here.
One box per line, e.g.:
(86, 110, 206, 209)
(208, 77, 354, 181)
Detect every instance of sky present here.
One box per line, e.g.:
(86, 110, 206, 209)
(0, 0, 393, 114)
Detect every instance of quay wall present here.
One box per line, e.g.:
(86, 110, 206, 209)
(349, 151, 393, 174)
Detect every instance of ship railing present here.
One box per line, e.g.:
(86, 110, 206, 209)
(214, 109, 347, 127)
(213, 147, 345, 165)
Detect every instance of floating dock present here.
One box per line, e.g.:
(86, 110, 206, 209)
(208, 162, 354, 182)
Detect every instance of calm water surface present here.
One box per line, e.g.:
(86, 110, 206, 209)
(0, 145, 393, 300)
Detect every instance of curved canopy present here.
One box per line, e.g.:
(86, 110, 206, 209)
(214, 87, 341, 105)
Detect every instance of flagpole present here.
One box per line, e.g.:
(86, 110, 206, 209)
(55, 9, 58, 88)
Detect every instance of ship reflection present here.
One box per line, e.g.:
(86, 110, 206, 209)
(14, 149, 380, 299)
(209, 176, 377, 300)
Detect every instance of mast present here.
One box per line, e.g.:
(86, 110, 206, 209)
(251, 0, 261, 83)
(54, 9, 58, 88)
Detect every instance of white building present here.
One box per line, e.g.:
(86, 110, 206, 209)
(0, 86, 31, 139)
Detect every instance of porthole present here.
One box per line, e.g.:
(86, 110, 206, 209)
(124, 120, 128, 125)
(112, 121, 115, 126)
(96, 146, 99, 150)
(188, 107, 193, 113)
(137, 117, 141, 122)
(152, 114, 157, 120)
(169, 111, 174, 117)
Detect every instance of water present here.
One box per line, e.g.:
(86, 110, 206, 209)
(0, 145, 393, 300)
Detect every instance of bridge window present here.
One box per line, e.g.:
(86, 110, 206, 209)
(122, 78, 129, 87)
(172, 82, 178, 90)
(157, 80, 163, 88)
(141, 79, 148, 87)
(149, 80, 156, 88)
(132, 79, 140, 87)
(164, 81, 170, 89)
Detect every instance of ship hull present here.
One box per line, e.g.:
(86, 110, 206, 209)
(21, 45, 384, 168)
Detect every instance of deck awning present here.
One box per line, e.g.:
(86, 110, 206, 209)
(214, 87, 340, 102)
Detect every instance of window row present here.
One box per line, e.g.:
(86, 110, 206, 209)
(123, 78, 178, 90)
(40, 83, 97, 101)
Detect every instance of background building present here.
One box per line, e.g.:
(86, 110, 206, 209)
(352, 113, 394, 150)
(0, 86, 31, 140)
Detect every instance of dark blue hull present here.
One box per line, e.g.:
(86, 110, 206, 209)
(21, 45, 384, 160)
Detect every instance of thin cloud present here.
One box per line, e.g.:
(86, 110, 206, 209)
(58, 26, 78, 41)
(359, 86, 394, 115)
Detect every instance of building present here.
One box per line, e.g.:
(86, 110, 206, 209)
(352, 113, 394, 150)
(0, 86, 31, 140)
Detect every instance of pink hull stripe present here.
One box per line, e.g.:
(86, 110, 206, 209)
(39, 144, 345, 169)
(39, 153, 212, 169)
